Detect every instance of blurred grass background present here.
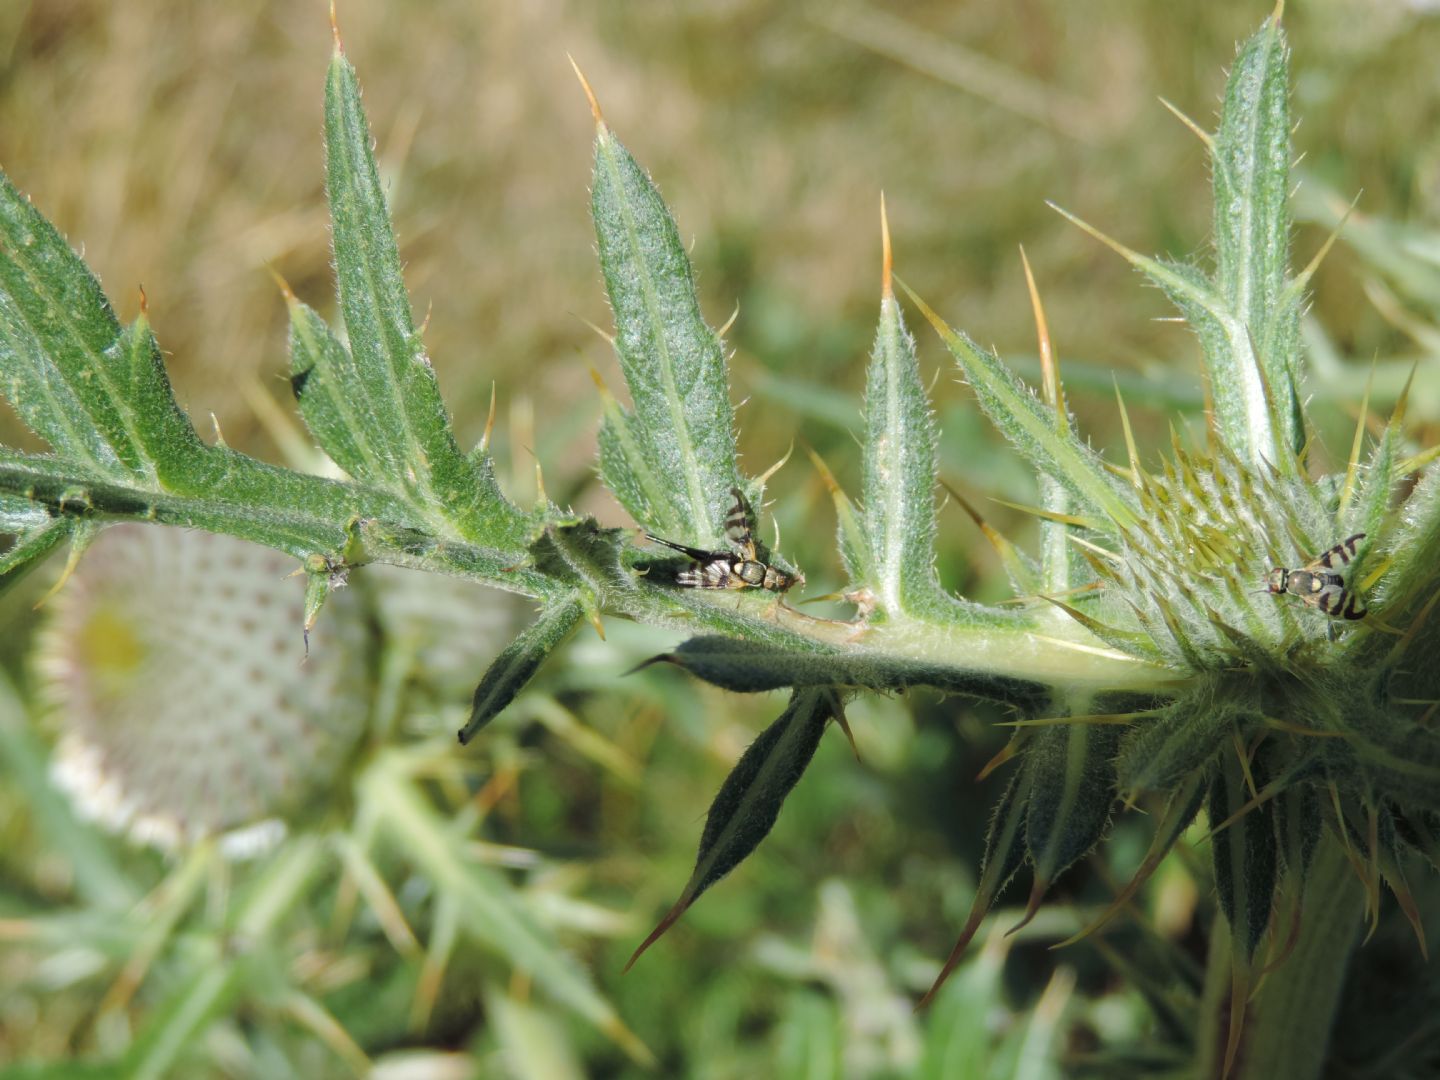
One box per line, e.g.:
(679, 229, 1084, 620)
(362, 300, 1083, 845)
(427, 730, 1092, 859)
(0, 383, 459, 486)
(1, 1, 1438, 1076)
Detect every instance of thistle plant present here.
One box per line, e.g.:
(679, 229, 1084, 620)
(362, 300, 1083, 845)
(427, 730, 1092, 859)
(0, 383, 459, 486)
(1, 7, 1437, 1078)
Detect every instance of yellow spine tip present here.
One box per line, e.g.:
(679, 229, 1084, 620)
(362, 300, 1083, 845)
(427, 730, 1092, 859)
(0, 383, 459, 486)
(1272, 0, 1285, 27)
(329, 0, 343, 54)
(265, 263, 297, 303)
(567, 54, 605, 128)
(137, 284, 148, 316)
(480, 382, 497, 453)
(879, 192, 893, 299)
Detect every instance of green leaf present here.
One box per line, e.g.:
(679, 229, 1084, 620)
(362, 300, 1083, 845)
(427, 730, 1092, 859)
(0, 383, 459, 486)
(323, 50, 525, 548)
(1210, 752, 1277, 960)
(899, 283, 1138, 532)
(1055, 771, 1206, 948)
(459, 594, 586, 745)
(638, 634, 1048, 707)
(626, 688, 841, 969)
(1213, 13, 1302, 457)
(110, 316, 208, 483)
(1116, 695, 1242, 797)
(527, 517, 630, 595)
(0, 516, 72, 593)
(594, 373, 670, 532)
(287, 295, 391, 483)
(0, 168, 133, 477)
(1024, 720, 1120, 889)
(590, 121, 739, 545)
(862, 292, 965, 620)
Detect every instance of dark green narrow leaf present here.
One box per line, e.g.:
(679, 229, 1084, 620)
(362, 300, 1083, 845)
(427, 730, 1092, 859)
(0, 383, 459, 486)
(861, 288, 965, 621)
(324, 49, 525, 547)
(1025, 720, 1120, 894)
(1210, 753, 1277, 960)
(637, 634, 1047, 706)
(1274, 783, 1322, 883)
(590, 121, 739, 546)
(918, 763, 1035, 1008)
(459, 594, 587, 745)
(1210, 751, 1277, 1079)
(0, 167, 133, 476)
(1056, 771, 1206, 947)
(626, 688, 840, 969)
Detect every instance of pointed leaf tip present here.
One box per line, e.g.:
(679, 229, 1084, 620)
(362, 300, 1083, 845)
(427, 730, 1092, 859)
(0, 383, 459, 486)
(624, 895, 689, 973)
(568, 54, 605, 127)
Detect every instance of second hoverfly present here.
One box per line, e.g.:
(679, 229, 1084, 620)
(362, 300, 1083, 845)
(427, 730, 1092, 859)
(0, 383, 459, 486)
(646, 487, 800, 593)
(1266, 532, 1367, 620)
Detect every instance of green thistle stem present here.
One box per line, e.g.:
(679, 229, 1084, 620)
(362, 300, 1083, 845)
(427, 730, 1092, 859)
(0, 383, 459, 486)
(1197, 834, 1363, 1080)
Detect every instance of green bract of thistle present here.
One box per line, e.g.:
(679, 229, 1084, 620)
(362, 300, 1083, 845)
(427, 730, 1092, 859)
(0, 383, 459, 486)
(1, 8, 1437, 1079)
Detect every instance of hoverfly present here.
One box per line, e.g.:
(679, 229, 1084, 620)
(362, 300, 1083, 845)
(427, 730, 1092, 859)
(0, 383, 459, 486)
(645, 487, 800, 593)
(1265, 533, 1367, 620)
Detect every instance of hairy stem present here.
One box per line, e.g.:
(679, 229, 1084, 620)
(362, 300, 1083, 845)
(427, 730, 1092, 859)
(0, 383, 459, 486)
(1197, 833, 1362, 1080)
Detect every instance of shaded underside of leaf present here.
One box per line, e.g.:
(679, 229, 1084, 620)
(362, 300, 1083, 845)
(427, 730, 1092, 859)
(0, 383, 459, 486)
(1024, 720, 1121, 889)
(459, 593, 587, 745)
(639, 634, 1049, 708)
(627, 688, 840, 969)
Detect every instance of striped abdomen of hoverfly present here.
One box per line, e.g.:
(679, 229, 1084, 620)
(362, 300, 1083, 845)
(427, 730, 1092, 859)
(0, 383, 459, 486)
(1265, 533, 1367, 620)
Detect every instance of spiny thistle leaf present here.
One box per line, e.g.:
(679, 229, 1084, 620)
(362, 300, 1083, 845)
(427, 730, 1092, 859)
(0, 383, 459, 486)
(0, 444, 407, 562)
(589, 108, 741, 547)
(861, 257, 963, 620)
(1117, 695, 1245, 797)
(1055, 771, 1207, 948)
(527, 517, 630, 595)
(1211, 752, 1278, 961)
(287, 294, 399, 486)
(594, 369, 670, 533)
(459, 594, 586, 745)
(1213, 11, 1303, 459)
(626, 688, 842, 970)
(324, 48, 525, 548)
(808, 444, 875, 587)
(1023, 719, 1121, 896)
(899, 283, 1139, 532)
(0, 171, 161, 479)
(919, 762, 1033, 1008)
